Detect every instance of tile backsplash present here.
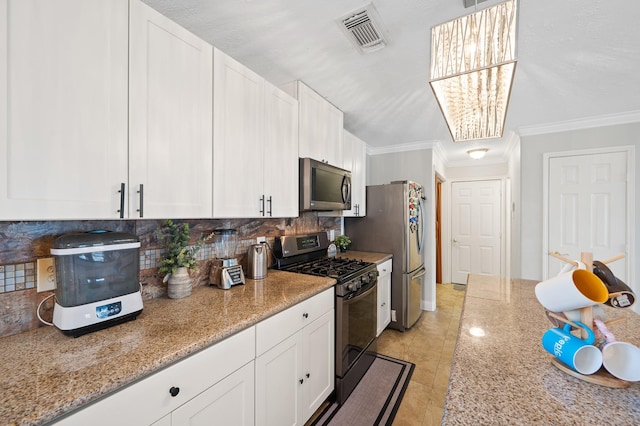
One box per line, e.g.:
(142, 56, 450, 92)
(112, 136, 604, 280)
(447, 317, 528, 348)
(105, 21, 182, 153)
(0, 263, 36, 293)
(0, 213, 341, 338)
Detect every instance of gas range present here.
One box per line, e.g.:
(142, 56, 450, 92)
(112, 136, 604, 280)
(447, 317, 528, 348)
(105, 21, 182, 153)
(273, 233, 378, 297)
(273, 232, 379, 405)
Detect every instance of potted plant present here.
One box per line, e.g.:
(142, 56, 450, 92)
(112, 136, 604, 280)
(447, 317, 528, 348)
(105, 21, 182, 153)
(157, 220, 206, 299)
(335, 235, 351, 252)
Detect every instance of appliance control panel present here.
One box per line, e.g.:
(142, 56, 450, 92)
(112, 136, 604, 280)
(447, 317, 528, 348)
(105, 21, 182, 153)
(96, 301, 122, 319)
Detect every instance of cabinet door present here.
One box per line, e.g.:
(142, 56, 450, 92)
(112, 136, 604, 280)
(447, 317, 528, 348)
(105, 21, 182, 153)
(296, 81, 343, 167)
(341, 130, 367, 217)
(129, 0, 213, 218)
(0, 0, 128, 220)
(172, 361, 255, 426)
(297, 83, 325, 162)
(212, 48, 265, 218)
(255, 333, 303, 426)
(323, 102, 344, 167)
(263, 81, 299, 218)
(351, 134, 367, 216)
(302, 310, 335, 422)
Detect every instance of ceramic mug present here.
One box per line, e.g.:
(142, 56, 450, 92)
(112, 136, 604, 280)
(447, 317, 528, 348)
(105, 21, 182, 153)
(592, 261, 636, 309)
(594, 319, 640, 382)
(542, 321, 602, 375)
(535, 264, 608, 312)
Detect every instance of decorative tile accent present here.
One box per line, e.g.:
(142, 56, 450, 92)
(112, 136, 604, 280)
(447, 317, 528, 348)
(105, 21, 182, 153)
(0, 262, 35, 293)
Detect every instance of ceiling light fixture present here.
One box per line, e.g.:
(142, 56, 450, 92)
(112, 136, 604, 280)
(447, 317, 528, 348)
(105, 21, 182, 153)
(467, 148, 488, 159)
(429, 0, 518, 142)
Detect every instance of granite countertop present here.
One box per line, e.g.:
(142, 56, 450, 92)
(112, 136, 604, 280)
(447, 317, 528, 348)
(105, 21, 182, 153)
(1, 270, 335, 426)
(336, 250, 392, 264)
(443, 275, 640, 425)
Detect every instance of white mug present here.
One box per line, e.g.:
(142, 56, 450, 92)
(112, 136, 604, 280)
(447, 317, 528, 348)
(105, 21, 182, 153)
(535, 262, 608, 312)
(594, 319, 640, 382)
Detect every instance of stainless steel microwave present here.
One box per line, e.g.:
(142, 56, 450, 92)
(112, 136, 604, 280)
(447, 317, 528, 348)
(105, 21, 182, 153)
(299, 158, 351, 211)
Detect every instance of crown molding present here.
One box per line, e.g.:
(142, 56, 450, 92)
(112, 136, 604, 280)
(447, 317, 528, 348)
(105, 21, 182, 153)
(517, 110, 640, 137)
(366, 140, 440, 156)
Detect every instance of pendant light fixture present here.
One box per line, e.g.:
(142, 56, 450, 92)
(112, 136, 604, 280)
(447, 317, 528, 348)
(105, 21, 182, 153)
(429, 0, 518, 142)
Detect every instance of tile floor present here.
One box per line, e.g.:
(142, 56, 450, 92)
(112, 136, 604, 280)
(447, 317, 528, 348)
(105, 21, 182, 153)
(377, 283, 466, 425)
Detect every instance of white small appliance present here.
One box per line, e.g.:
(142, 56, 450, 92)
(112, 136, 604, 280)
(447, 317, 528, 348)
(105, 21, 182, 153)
(50, 231, 143, 337)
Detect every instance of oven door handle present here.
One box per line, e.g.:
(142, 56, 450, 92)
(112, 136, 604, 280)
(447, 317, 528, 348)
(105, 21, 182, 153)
(343, 281, 377, 304)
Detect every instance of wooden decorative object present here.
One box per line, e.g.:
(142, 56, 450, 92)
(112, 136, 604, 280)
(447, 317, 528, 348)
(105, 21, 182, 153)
(547, 251, 629, 388)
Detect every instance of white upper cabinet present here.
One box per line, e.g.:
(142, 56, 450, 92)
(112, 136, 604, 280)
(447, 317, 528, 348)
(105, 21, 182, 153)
(263, 81, 299, 218)
(0, 0, 213, 220)
(213, 49, 298, 218)
(129, 0, 213, 218)
(285, 81, 343, 167)
(0, 0, 129, 220)
(342, 130, 367, 217)
(213, 48, 264, 218)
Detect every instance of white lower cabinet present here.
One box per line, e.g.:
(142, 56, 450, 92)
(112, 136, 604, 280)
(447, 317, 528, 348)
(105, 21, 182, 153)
(55, 290, 335, 426)
(255, 288, 334, 426)
(171, 361, 255, 425)
(56, 327, 255, 426)
(377, 259, 392, 336)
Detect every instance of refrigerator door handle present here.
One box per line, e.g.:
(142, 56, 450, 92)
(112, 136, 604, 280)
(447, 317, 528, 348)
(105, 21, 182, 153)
(411, 266, 427, 279)
(417, 196, 426, 254)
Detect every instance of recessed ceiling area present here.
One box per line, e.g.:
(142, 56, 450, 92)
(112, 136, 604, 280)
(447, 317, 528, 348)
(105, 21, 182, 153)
(143, 0, 640, 164)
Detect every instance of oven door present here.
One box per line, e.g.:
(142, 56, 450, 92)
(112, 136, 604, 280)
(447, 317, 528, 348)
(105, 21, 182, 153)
(336, 279, 377, 378)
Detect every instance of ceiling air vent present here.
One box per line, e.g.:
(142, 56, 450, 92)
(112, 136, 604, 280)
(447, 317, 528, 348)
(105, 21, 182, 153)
(337, 4, 388, 54)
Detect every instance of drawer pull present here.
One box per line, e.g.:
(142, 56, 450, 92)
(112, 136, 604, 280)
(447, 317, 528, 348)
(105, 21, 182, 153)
(303, 313, 309, 319)
(169, 386, 180, 397)
(299, 378, 304, 384)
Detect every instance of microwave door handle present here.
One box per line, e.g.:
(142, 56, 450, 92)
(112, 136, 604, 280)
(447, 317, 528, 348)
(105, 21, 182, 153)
(342, 176, 351, 204)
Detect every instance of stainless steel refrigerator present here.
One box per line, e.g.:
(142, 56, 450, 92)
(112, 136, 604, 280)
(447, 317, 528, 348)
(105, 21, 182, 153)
(345, 181, 426, 331)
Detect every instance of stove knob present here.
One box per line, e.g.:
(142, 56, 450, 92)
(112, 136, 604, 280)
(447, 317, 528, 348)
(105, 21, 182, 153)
(347, 283, 357, 292)
(361, 275, 369, 284)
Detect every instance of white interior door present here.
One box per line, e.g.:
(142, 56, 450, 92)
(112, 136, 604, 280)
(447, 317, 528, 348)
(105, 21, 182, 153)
(451, 180, 502, 284)
(546, 151, 628, 280)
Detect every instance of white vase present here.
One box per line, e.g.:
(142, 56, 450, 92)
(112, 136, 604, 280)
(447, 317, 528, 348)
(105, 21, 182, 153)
(167, 267, 192, 299)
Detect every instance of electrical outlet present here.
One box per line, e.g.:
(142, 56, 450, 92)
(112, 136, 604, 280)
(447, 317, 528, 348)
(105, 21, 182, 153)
(391, 310, 397, 322)
(37, 258, 56, 292)
(257, 236, 266, 243)
(329, 230, 335, 241)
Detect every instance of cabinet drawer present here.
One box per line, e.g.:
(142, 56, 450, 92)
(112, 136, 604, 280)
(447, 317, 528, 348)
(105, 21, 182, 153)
(377, 259, 392, 277)
(57, 327, 255, 425)
(256, 288, 333, 356)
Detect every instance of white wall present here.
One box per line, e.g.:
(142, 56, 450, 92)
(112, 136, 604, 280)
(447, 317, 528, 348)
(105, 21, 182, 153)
(368, 149, 437, 311)
(519, 123, 640, 296)
(507, 138, 522, 280)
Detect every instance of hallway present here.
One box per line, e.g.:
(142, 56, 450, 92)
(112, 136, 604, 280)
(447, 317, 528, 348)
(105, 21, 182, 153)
(377, 283, 466, 425)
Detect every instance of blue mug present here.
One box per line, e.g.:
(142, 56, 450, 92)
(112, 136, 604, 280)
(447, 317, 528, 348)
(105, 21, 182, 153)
(541, 321, 602, 375)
